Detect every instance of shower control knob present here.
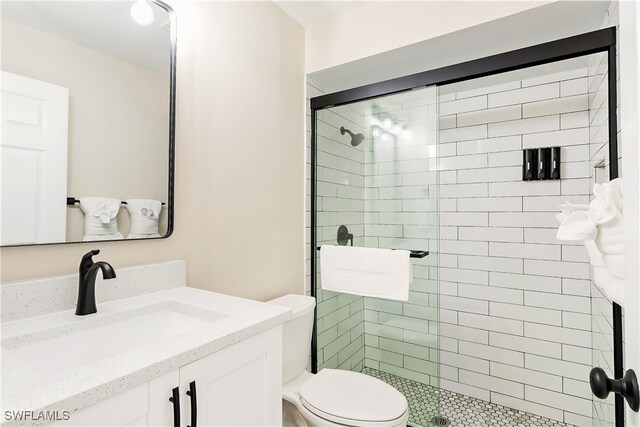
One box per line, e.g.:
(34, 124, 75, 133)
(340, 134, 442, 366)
(590, 367, 640, 412)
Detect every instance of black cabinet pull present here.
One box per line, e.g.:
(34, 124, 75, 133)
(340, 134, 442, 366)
(186, 380, 198, 427)
(169, 386, 180, 427)
(590, 367, 640, 412)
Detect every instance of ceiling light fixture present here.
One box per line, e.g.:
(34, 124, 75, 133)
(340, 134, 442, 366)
(130, 0, 154, 26)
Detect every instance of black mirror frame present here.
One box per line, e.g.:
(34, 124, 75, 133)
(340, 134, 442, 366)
(2, 0, 177, 248)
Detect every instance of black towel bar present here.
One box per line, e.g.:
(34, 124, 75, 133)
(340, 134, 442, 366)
(66, 197, 165, 206)
(317, 246, 429, 259)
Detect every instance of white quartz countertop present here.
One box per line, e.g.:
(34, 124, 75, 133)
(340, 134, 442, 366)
(1, 286, 291, 426)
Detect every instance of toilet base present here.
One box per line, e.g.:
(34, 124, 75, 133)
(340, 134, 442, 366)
(283, 399, 310, 427)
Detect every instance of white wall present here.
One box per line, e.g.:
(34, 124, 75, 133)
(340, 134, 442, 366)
(0, 1, 306, 302)
(1, 18, 169, 241)
(305, 1, 611, 95)
(620, 1, 640, 426)
(304, 1, 552, 74)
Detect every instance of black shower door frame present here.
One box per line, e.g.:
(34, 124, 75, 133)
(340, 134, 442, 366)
(310, 26, 621, 425)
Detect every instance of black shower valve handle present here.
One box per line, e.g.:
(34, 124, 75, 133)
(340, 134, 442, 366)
(590, 367, 640, 412)
(337, 225, 353, 246)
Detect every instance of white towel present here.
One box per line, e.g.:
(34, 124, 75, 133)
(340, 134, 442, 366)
(555, 178, 624, 305)
(320, 245, 412, 301)
(556, 203, 596, 241)
(126, 199, 162, 239)
(79, 197, 124, 241)
(591, 179, 624, 279)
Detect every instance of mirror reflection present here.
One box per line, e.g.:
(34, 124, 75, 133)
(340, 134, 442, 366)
(1, 0, 174, 246)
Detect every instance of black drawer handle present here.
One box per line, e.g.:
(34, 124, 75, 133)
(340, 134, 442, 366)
(169, 386, 180, 427)
(187, 380, 198, 427)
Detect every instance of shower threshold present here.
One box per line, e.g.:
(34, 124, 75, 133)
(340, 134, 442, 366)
(360, 368, 574, 427)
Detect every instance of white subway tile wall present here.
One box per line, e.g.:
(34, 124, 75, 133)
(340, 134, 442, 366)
(432, 61, 597, 424)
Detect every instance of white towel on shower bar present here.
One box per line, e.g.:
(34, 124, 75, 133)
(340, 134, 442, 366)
(320, 245, 412, 301)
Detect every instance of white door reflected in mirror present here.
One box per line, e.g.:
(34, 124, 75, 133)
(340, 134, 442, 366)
(1, 72, 69, 245)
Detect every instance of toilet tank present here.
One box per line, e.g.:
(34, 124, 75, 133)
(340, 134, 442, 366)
(267, 294, 316, 384)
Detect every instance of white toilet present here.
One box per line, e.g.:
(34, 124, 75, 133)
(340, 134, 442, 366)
(268, 294, 409, 427)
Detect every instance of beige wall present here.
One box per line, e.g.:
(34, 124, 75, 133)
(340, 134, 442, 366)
(0, 1, 306, 301)
(305, 1, 552, 73)
(1, 18, 170, 241)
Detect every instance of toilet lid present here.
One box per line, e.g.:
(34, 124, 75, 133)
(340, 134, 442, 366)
(299, 369, 407, 423)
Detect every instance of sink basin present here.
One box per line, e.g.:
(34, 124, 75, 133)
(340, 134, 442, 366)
(2, 302, 226, 376)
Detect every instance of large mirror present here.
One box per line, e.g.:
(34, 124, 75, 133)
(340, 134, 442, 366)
(0, 0, 175, 246)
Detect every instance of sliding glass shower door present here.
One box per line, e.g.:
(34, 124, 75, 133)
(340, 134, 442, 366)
(312, 85, 440, 427)
(310, 28, 621, 427)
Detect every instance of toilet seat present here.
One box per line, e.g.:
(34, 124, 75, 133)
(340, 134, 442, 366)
(299, 399, 409, 427)
(299, 369, 408, 426)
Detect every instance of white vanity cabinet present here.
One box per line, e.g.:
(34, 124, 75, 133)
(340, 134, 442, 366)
(48, 382, 152, 426)
(48, 327, 282, 427)
(177, 326, 283, 426)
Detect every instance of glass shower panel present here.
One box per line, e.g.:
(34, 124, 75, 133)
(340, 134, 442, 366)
(314, 102, 367, 373)
(314, 85, 439, 427)
(588, 50, 615, 427)
(315, 101, 367, 373)
(436, 53, 609, 427)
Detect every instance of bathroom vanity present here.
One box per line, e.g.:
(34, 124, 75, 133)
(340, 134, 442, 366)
(1, 261, 290, 426)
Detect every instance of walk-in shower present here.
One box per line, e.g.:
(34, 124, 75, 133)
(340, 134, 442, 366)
(309, 27, 621, 427)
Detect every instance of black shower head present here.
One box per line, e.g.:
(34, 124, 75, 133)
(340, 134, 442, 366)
(340, 126, 365, 147)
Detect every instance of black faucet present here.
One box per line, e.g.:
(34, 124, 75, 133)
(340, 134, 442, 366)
(76, 250, 116, 316)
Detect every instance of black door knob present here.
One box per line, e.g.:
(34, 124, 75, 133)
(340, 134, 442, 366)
(590, 367, 640, 412)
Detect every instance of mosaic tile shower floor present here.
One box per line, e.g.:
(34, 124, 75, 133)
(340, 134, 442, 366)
(361, 368, 573, 427)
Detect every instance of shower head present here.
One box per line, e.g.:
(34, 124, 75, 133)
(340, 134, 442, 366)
(340, 126, 365, 147)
